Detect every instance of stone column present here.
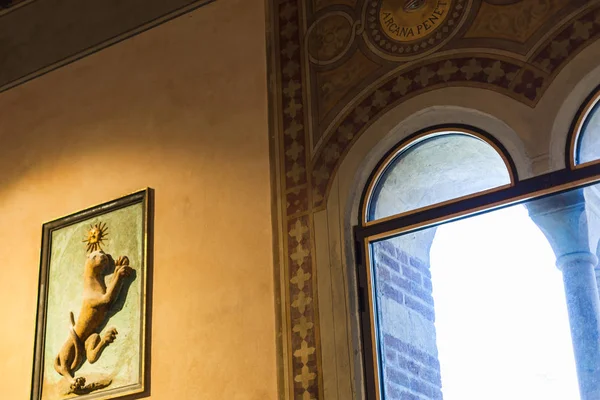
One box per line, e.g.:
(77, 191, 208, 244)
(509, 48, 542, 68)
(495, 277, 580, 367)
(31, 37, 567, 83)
(528, 189, 600, 400)
(583, 185, 600, 291)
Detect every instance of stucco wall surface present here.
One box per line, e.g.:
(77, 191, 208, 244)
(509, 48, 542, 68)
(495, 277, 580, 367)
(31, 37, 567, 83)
(0, 1, 277, 399)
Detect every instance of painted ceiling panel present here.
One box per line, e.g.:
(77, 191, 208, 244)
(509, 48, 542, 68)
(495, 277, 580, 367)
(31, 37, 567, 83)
(465, 0, 572, 42)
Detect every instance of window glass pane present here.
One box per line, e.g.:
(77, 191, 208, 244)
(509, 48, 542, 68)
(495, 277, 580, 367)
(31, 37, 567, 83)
(368, 134, 511, 222)
(368, 183, 600, 399)
(578, 100, 600, 165)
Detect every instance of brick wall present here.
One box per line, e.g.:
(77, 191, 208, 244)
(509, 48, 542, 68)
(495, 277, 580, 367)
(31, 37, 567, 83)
(373, 239, 443, 400)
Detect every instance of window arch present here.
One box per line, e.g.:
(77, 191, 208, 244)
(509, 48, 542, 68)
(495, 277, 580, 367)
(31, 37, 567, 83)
(570, 86, 600, 168)
(362, 126, 517, 225)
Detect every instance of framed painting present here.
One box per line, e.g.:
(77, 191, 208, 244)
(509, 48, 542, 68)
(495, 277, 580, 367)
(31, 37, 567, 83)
(31, 189, 153, 400)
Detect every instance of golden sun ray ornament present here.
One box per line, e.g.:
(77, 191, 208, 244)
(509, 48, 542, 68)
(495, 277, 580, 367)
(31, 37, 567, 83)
(83, 222, 108, 253)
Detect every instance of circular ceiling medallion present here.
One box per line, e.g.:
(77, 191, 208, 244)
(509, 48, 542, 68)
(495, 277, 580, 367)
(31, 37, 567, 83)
(380, 0, 452, 42)
(365, 0, 469, 60)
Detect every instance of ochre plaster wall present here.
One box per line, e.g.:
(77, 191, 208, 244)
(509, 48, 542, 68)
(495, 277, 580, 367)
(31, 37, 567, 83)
(0, 1, 277, 399)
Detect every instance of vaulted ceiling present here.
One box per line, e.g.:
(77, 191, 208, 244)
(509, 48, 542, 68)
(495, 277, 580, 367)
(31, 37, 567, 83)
(276, 0, 599, 208)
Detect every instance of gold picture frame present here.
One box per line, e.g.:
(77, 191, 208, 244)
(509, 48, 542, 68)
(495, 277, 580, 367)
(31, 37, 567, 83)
(31, 189, 153, 400)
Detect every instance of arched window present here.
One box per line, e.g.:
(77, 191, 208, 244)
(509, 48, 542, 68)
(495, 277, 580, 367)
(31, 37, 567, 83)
(365, 128, 515, 224)
(572, 87, 600, 167)
(356, 125, 600, 400)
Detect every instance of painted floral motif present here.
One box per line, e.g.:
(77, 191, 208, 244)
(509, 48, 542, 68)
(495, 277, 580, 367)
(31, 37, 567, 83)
(308, 14, 353, 62)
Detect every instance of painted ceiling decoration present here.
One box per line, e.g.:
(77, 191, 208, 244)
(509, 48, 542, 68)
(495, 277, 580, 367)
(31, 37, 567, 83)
(269, 0, 600, 398)
(0, 0, 214, 93)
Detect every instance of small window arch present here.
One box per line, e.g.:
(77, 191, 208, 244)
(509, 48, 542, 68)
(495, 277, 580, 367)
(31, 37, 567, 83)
(571, 86, 600, 168)
(362, 127, 516, 224)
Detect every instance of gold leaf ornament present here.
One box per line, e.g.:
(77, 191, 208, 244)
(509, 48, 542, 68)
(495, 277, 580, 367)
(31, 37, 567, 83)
(83, 222, 108, 253)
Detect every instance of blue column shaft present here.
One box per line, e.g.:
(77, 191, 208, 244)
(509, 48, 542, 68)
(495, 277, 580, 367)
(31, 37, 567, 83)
(562, 259, 600, 400)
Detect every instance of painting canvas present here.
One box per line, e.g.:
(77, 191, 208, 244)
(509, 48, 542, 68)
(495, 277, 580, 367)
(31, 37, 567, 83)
(31, 189, 152, 400)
